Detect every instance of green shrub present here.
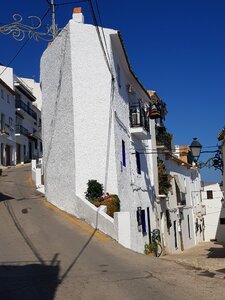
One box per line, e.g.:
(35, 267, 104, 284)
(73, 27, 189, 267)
(85, 180, 103, 201)
(144, 242, 155, 255)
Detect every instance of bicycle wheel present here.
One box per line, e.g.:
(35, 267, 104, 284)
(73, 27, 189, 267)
(156, 243, 162, 257)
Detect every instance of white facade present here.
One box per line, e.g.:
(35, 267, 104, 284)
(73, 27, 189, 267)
(158, 153, 204, 254)
(0, 75, 16, 166)
(0, 66, 42, 165)
(202, 182, 225, 242)
(41, 9, 159, 253)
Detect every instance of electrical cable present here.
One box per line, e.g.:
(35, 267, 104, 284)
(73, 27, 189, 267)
(88, 0, 114, 78)
(93, 0, 111, 67)
(54, 0, 88, 6)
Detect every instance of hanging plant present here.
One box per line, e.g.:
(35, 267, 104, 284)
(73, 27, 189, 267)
(155, 126, 173, 150)
(158, 158, 172, 195)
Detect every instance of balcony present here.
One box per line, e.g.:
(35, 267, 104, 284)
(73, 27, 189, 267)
(156, 126, 172, 150)
(15, 125, 29, 137)
(129, 106, 150, 140)
(15, 99, 37, 121)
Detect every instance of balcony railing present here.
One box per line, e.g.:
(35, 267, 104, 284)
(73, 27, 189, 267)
(15, 99, 37, 120)
(15, 124, 29, 136)
(129, 106, 150, 133)
(156, 126, 172, 150)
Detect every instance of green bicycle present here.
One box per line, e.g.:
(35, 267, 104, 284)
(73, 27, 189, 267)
(151, 229, 162, 257)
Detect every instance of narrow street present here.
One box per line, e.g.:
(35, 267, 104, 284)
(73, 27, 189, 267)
(0, 165, 224, 300)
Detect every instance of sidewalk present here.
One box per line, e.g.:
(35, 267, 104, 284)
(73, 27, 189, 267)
(162, 241, 225, 279)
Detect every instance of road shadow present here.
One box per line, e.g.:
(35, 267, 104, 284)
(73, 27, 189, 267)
(207, 241, 225, 258)
(0, 262, 60, 300)
(0, 192, 14, 202)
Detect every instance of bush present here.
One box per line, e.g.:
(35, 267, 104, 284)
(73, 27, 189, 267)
(144, 243, 155, 255)
(92, 194, 120, 218)
(85, 180, 103, 201)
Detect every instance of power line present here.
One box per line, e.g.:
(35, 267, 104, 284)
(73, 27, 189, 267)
(93, 0, 111, 66)
(54, 0, 88, 6)
(88, 0, 114, 78)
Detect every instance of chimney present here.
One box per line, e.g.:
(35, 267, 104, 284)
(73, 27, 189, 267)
(179, 146, 189, 164)
(72, 7, 84, 24)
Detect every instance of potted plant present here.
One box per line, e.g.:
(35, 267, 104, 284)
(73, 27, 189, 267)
(144, 242, 155, 256)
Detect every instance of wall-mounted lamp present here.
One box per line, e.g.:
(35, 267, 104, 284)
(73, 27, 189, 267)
(189, 138, 223, 173)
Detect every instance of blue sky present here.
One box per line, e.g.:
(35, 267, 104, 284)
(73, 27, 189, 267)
(0, 0, 224, 182)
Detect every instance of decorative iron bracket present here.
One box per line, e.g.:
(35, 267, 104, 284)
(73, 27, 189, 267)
(0, 14, 59, 41)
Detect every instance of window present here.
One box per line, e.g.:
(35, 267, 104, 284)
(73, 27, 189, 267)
(117, 64, 121, 88)
(9, 117, 13, 127)
(136, 151, 141, 174)
(1, 89, 4, 99)
(7, 95, 10, 104)
(34, 140, 37, 150)
(40, 141, 43, 152)
(0, 113, 5, 129)
(220, 218, 225, 225)
(187, 215, 191, 239)
(122, 140, 126, 167)
(207, 190, 213, 199)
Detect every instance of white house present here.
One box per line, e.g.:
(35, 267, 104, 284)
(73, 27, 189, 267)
(201, 182, 225, 242)
(156, 141, 204, 254)
(0, 74, 16, 166)
(0, 66, 42, 165)
(40, 8, 165, 253)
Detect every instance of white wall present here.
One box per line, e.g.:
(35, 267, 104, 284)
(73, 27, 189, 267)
(41, 12, 157, 254)
(202, 183, 225, 242)
(0, 79, 16, 166)
(161, 158, 203, 254)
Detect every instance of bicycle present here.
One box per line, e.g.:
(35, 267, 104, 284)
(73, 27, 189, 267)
(151, 229, 162, 257)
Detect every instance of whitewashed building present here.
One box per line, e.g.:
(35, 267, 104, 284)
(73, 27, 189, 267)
(156, 141, 204, 253)
(0, 74, 16, 166)
(0, 66, 42, 166)
(202, 182, 225, 242)
(40, 8, 164, 253)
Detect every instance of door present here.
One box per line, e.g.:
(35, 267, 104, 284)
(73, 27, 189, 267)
(16, 143, 21, 164)
(29, 141, 32, 160)
(173, 220, 178, 249)
(5, 145, 10, 165)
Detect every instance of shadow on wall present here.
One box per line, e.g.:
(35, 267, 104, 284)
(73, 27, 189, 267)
(0, 262, 60, 300)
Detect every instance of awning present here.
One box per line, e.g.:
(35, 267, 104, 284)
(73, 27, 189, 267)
(174, 174, 186, 194)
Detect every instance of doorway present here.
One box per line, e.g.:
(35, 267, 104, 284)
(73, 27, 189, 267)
(5, 145, 11, 165)
(16, 143, 21, 164)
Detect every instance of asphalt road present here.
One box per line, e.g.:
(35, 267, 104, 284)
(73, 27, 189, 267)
(0, 165, 224, 300)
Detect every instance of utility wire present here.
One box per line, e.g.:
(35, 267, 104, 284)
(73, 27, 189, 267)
(0, 7, 51, 77)
(88, 0, 114, 78)
(93, 0, 111, 67)
(53, 0, 88, 6)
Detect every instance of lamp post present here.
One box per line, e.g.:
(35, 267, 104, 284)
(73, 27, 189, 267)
(189, 138, 223, 173)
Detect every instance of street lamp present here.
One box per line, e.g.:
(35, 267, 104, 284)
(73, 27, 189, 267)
(189, 138, 223, 173)
(189, 138, 202, 162)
